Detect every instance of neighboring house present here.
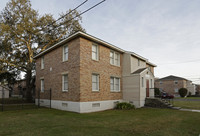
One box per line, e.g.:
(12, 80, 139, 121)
(196, 84, 200, 95)
(12, 79, 26, 97)
(34, 31, 156, 113)
(0, 85, 9, 98)
(12, 78, 35, 98)
(155, 75, 196, 97)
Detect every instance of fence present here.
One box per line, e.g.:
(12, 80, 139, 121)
(0, 85, 36, 111)
(37, 88, 52, 108)
(0, 86, 52, 111)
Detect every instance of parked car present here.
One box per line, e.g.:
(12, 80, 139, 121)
(161, 92, 174, 99)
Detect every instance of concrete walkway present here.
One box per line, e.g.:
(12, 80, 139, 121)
(180, 108, 200, 113)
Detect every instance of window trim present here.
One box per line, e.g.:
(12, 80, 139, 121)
(92, 74, 99, 92)
(63, 45, 68, 62)
(41, 56, 44, 69)
(110, 50, 120, 66)
(41, 79, 44, 92)
(150, 79, 153, 88)
(142, 77, 144, 88)
(92, 44, 99, 61)
(62, 74, 68, 92)
(110, 77, 120, 92)
(174, 80, 178, 85)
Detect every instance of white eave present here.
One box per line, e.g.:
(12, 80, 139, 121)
(33, 31, 125, 59)
(126, 51, 157, 67)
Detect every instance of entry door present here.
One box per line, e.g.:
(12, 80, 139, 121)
(146, 79, 149, 97)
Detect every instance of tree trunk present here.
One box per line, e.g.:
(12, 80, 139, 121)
(26, 69, 32, 102)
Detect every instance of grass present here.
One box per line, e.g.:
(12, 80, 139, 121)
(175, 97, 200, 99)
(0, 108, 200, 136)
(173, 101, 200, 110)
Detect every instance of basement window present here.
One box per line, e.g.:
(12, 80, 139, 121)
(92, 103, 100, 108)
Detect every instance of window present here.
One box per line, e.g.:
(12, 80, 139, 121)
(92, 74, 99, 91)
(110, 51, 114, 64)
(174, 81, 178, 85)
(151, 79, 153, 88)
(92, 44, 98, 60)
(41, 56, 44, 69)
(110, 51, 120, 66)
(174, 88, 178, 93)
(159, 81, 162, 85)
(138, 59, 140, 66)
(62, 74, 68, 92)
(110, 77, 120, 92)
(115, 52, 120, 66)
(141, 77, 144, 87)
(63, 45, 68, 61)
(41, 79, 44, 92)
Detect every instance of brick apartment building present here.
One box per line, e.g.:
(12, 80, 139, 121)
(155, 75, 196, 97)
(34, 32, 156, 113)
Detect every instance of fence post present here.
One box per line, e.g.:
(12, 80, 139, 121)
(2, 87, 4, 112)
(50, 88, 51, 109)
(38, 89, 40, 108)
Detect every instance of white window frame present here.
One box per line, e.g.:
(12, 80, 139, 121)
(41, 79, 44, 92)
(174, 80, 178, 85)
(110, 77, 120, 92)
(62, 74, 68, 92)
(63, 45, 68, 61)
(41, 56, 44, 69)
(92, 44, 99, 61)
(110, 50, 120, 66)
(92, 74, 99, 91)
(174, 88, 178, 93)
(151, 79, 153, 88)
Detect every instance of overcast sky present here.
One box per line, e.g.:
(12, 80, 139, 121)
(1, 0, 200, 84)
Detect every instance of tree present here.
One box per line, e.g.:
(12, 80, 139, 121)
(154, 88, 160, 97)
(178, 88, 188, 97)
(0, 0, 85, 101)
(0, 71, 19, 93)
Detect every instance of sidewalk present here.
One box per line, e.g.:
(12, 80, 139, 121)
(180, 108, 200, 113)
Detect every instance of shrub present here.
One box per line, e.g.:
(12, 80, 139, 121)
(115, 102, 135, 110)
(178, 88, 188, 97)
(154, 88, 160, 97)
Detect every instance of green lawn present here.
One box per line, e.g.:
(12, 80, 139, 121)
(0, 108, 200, 136)
(175, 97, 200, 99)
(173, 101, 200, 110)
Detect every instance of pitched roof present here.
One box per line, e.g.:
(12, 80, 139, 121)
(157, 75, 188, 81)
(34, 31, 125, 59)
(132, 68, 147, 74)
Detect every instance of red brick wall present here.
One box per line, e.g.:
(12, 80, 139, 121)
(79, 38, 122, 102)
(35, 37, 123, 102)
(155, 80, 187, 95)
(35, 38, 80, 101)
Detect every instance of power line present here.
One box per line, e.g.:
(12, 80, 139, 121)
(56, 0, 106, 28)
(50, 0, 88, 26)
(39, 0, 106, 33)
